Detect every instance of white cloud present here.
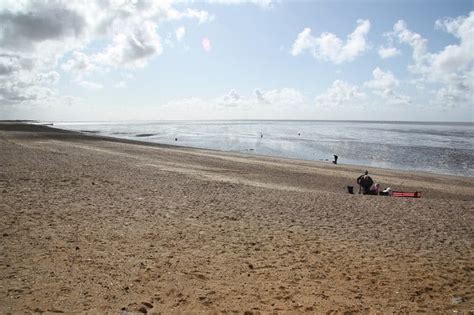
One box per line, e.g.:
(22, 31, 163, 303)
(290, 28, 314, 57)
(94, 20, 163, 68)
(0, 0, 213, 106)
(393, 20, 428, 62)
(316, 73, 410, 109)
(217, 89, 243, 107)
(431, 14, 474, 76)
(378, 46, 400, 59)
(167, 8, 214, 24)
(0, 2, 86, 52)
(226, 89, 241, 101)
(0, 1, 91, 105)
(175, 26, 186, 42)
(38, 71, 60, 85)
(431, 84, 471, 108)
(0, 54, 26, 75)
(315, 80, 366, 108)
(216, 88, 306, 111)
(0, 54, 59, 105)
(392, 12, 474, 108)
(365, 67, 399, 93)
(159, 87, 308, 119)
(77, 80, 103, 90)
(365, 67, 410, 105)
(113, 81, 126, 88)
(255, 88, 306, 110)
(61, 51, 95, 78)
(254, 88, 268, 104)
(207, 0, 275, 9)
(0, 79, 55, 103)
(291, 19, 371, 64)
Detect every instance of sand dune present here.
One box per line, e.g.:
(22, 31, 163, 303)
(0, 123, 472, 313)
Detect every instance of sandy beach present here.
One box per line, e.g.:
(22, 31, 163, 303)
(0, 122, 472, 313)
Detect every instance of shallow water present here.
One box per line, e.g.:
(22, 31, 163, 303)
(54, 120, 474, 177)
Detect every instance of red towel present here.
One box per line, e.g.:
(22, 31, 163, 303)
(392, 191, 422, 198)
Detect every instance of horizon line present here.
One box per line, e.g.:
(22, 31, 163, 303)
(20, 119, 474, 125)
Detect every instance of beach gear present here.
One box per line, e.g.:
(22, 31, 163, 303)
(347, 186, 354, 194)
(392, 191, 422, 198)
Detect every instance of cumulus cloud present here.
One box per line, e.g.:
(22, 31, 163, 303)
(167, 8, 214, 24)
(378, 46, 400, 59)
(0, 80, 54, 103)
(254, 88, 268, 104)
(61, 51, 95, 78)
(159, 87, 308, 119)
(0, 54, 29, 75)
(0, 55, 59, 105)
(365, 67, 410, 105)
(391, 12, 474, 107)
(175, 26, 186, 42)
(217, 88, 306, 110)
(431, 14, 473, 76)
(315, 69, 411, 109)
(392, 20, 429, 68)
(207, 0, 275, 9)
(291, 19, 371, 64)
(0, 0, 213, 106)
(432, 84, 471, 108)
(38, 71, 60, 85)
(77, 80, 103, 90)
(290, 28, 313, 57)
(94, 20, 163, 68)
(315, 80, 366, 108)
(218, 89, 243, 107)
(255, 88, 306, 109)
(113, 81, 126, 88)
(0, 2, 86, 51)
(365, 67, 399, 93)
(0, 1, 89, 104)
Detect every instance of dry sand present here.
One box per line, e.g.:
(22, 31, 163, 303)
(0, 122, 473, 314)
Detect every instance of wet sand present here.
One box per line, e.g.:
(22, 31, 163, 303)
(0, 122, 473, 313)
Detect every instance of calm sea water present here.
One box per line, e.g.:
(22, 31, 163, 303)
(54, 120, 474, 177)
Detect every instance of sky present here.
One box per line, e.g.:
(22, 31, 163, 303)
(0, 0, 473, 122)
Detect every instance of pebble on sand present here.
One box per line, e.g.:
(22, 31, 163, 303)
(142, 302, 153, 308)
(451, 296, 465, 305)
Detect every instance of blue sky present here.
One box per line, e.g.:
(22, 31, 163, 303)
(0, 0, 472, 121)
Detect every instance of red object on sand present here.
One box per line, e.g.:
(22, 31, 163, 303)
(392, 191, 422, 198)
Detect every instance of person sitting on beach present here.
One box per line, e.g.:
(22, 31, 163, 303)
(371, 183, 380, 195)
(357, 170, 374, 194)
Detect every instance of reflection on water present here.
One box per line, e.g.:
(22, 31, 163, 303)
(54, 120, 474, 177)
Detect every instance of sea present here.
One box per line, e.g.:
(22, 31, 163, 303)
(53, 120, 474, 177)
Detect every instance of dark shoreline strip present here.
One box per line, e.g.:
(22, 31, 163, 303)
(135, 133, 156, 137)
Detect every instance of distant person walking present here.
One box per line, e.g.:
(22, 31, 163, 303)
(357, 170, 373, 194)
(333, 155, 338, 165)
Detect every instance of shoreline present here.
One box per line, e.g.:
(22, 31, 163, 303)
(40, 121, 474, 179)
(2, 122, 472, 199)
(1, 122, 473, 312)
